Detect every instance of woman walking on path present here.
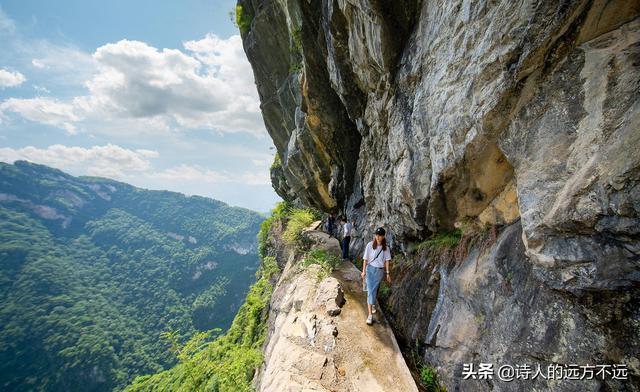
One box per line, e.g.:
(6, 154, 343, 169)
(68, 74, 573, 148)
(361, 227, 392, 325)
(341, 217, 353, 260)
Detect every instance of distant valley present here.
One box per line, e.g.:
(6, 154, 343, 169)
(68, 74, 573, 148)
(0, 161, 264, 391)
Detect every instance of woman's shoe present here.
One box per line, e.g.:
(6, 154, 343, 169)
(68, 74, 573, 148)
(366, 314, 373, 325)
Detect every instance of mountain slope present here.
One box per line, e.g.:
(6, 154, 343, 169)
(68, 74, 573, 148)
(0, 161, 264, 391)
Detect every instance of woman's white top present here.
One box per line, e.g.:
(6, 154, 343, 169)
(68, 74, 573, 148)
(343, 222, 353, 239)
(363, 240, 391, 268)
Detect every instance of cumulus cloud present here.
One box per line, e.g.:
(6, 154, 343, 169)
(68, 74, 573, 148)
(0, 144, 159, 179)
(184, 34, 256, 96)
(72, 34, 264, 135)
(0, 69, 26, 88)
(3, 34, 264, 136)
(0, 97, 79, 134)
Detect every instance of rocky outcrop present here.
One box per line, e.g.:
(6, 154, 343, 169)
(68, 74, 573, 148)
(385, 221, 639, 391)
(239, 0, 640, 390)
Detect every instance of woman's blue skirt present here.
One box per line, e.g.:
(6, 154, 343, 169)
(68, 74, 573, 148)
(365, 264, 384, 305)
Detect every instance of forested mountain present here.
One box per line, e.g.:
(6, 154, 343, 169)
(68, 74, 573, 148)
(0, 160, 264, 391)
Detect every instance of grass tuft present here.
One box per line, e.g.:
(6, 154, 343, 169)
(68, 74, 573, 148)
(415, 229, 462, 252)
(301, 247, 341, 280)
(420, 365, 447, 392)
(282, 208, 316, 249)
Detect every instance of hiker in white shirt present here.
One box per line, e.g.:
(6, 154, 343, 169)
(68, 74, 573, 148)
(361, 227, 392, 325)
(340, 216, 353, 260)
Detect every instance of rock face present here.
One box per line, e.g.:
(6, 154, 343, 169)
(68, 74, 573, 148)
(239, 0, 640, 390)
(386, 222, 639, 391)
(315, 276, 346, 316)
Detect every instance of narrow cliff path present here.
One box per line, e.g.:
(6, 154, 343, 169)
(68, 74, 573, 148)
(256, 227, 418, 391)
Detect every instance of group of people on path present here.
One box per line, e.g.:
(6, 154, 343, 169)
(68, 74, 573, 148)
(325, 214, 392, 326)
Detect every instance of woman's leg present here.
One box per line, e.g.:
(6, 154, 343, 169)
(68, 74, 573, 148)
(366, 267, 383, 313)
(344, 236, 351, 258)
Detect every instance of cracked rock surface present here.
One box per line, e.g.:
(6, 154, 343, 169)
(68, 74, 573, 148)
(240, 0, 640, 390)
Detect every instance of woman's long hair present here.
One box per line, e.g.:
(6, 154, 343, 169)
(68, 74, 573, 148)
(372, 237, 387, 251)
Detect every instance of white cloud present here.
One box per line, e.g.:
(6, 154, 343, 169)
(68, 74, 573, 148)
(0, 144, 159, 179)
(3, 34, 264, 137)
(135, 149, 160, 158)
(31, 59, 46, 69)
(74, 35, 264, 135)
(0, 97, 79, 134)
(27, 44, 95, 84)
(153, 164, 230, 183)
(152, 164, 270, 185)
(238, 171, 272, 185)
(33, 85, 51, 94)
(0, 145, 269, 185)
(0, 69, 26, 88)
(183, 34, 256, 96)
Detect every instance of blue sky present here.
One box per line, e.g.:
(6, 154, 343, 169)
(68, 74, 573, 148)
(0, 0, 281, 213)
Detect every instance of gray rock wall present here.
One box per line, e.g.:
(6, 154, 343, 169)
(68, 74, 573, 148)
(239, 0, 640, 390)
(385, 221, 639, 391)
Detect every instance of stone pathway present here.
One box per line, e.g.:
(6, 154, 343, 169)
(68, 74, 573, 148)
(256, 228, 418, 392)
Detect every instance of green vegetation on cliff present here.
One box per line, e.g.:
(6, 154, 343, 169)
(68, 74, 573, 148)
(0, 161, 263, 391)
(282, 207, 322, 248)
(415, 229, 462, 252)
(126, 214, 282, 392)
(258, 200, 291, 257)
(126, 200, 332, 391)
(125, 256, 278, 392)
(420, 365, 447, 392)
(301, 248, 341, 280)
(235, 3, 254, 36)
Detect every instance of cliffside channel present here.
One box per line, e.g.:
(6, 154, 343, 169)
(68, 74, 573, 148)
(238, 0, 640, 391)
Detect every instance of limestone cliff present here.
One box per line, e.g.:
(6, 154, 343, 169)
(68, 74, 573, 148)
(239, 0, 640, 390)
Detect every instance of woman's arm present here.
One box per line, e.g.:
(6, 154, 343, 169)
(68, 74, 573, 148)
(385, 259, 391, 283)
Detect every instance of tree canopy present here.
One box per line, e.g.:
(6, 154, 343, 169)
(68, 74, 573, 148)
(0, 161, 264, 391)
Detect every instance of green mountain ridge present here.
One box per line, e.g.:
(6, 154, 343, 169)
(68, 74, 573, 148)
(0, 160, 265, 391)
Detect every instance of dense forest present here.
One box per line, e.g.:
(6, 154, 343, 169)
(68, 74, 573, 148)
(124, 202, 297, 392)
(0, 161, 264, 391)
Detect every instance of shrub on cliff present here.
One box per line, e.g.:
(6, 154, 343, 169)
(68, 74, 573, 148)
(282, 208, 316, 248)
(270, 152, 281, 172)
(234, 3, 253, 36)
(415, 229, 462, 252)
(258, 201, 292, 257)
(420, 365, 447, 392)
(301, 247, 341, 280)
(259, 256, 279, 281)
